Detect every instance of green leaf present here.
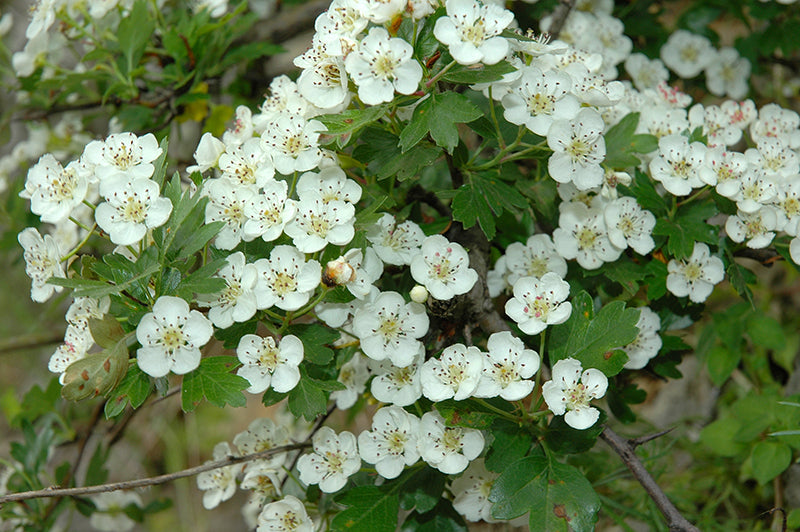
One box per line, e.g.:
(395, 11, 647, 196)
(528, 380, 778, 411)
(545, 411, 606, 454)
(331, 485, 399, 532)
(436, 400, 497, 430)
(12, 378, 62, 427)
(88, 315, 126, 349)
(549, 292, 639, 376)
(619, 169, 669, 218)
(317, 105, 389, 136)
(490, 455, 600, 532)
(116, 0, 156, 76)
(604, 113, 657, 168)
(399, 93, 482, 153)
(746, 314, 785, 350)
(653, 201, 718, 260)
(441, 61, 516, 84)
(287, 366, 329, 421)
(288, 323, 339, 365)
(452, 174, 528, 239)
(699, 418, 746, 457)
(180, 356, 249, 412)
(105, 363, 153, 418)
(750, 440, 792, 485)
(61, 338, 129, 401)
(399, 468, 446, 514)
(705, 345, 741, 386)
(486, 419, 532, 473)
(51, 254, 161, 300)
(150, 137, 170, 188)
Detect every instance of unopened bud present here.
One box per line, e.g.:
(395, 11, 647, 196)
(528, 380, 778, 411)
(322, 257, 356, 287)
(410, 285, 428, 303)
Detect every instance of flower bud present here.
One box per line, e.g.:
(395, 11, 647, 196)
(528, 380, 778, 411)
(322, 257, 356, 287)
(410, 285, 428, 303)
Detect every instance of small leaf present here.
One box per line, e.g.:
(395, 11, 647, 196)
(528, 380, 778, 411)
(750, 440, 792, 485)
(180, 356, 249, 412)
(317, 104, 389, 136)
(104, 363, 153, 418)
(62, 338, 129, 401)
(88, 315, 126, 349)
(442, 61, 516, 84)
(399, 93, 482, 153)
(287, 366, 329, 421)
(288, 323, 339, 365)
(331, 485, 399, 532)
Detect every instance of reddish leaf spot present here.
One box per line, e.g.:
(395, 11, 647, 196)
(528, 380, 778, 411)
(344, 118, 354, 124)
(553, 504, 568, 519)
(604, 351, 613, 360)
(81, 370, 90, 381)
(103, 358, 111, 372)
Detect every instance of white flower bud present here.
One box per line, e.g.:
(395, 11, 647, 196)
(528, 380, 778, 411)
(410, 285, 428, 303)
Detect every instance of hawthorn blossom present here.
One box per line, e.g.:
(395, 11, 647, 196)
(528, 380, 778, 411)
(234, 418, 290, 470)
(366, 213, 425, 265)
(418, 410, 484, 475)
(659, 29, 715, 79)
(732, 170, 777, 214)
(358, 406, 421, 479)
(553, 202, 621, 269)
(204, 178, 254, 250)
(257, 496, 314, 532)
(89, 491, 142, 532)
(474, 331, 539, 401)
(352, 291, 429, 367)
(95, 176, 172, 246)
(745, 138, 799, 179)
(21, 154, 89, 224)
(262, 115, 325, 175)
(410, 235, 478, 300)
(314, 0, 369, 57)
(369, 346, 424, 406)
(355, 0, 406, 22)
(322, 248, 382, 299)
(222, 105, 255, 147)
(187, 132, 226, 174)
(649, 134, 706, 196)
(603, 196, 656, 255)
(48, 324, 94, 383)
(705, 47, 751, 100)
(725, 207, 777, 249)
(775, 177, 800, 235)
(501, 66, 580, 136)
(237, 334, 303, 394)
(82, 132, 162, 182)
(750, 103, 800, 150)
(421, 343, 484, 401)
(666, 242, 725, 303)
(254, 246, 322, 311)
(331, 352, 370, 409)
(218, 138, 274, 188)
(296, 166, 362, 205)
(253, 76, 310, 130)
(547, 108, 606, 190)
(197, 442, 240, 509)
(297, 427, 360, 493)
(451, 459, 499, 523)
(136, 296, 214, 378)
(505, 272, 572, 335)
(433, 0, 514, 66)
(18, 227, 65, 303)
(623, 307, 662, 370)
(345, 27, 423, 105)
(504, 234, 568, 286)
(295, 36, 350, 110)
(283, 193, 356, 252)
(243, 180, 296, 242)
(624, 53, 669, 91)
(542, 357, 608, 430)
(699, 147, 749, 198)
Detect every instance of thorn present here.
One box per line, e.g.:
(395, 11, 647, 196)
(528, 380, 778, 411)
(628, 427, 674, 448)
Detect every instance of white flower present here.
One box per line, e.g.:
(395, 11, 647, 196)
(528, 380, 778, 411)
(699, 147, 748, 198)
(417, 410, 484, 474)
(95, 177, 173, 246)
(750, 103, 800, 150)
(421, 343, 484, 401)
(21, 154, 89, 224)
(410, 235, 478, 300)
(433, 0, 514, 66)
(352, 291, 429, 367)
(542, 357, 608, 430)
(553, 202, 621, 269)
(451, 458, 499, 523)
(603, 196, 656, 255)
(257, 495, 314, 532)
(136, 296, 214, 378)
(243, 180, 297, 242)
(725, 207, 777, 249)
(358, 406, 421, 479)
(366, 213, 425, 265)
(222, 105, 255, 147)
(705, 47, 750, 100)
(775, 177, 800, 236)
(234, 418, 291, 470)
(666, 242, 725, 303)
(624, 53, 669, 91)
(297, 427, 360, 493)
(745, 138, 798, 179)
(791, 236, 800, 267)
(18, 227, 65, 303)
(623, 307, 662, 370)
(501, 66, 580, 137)
(82, 132, 162, 182)
(649, 134, 706, 196)
(254, 245, 322, 311)
(89, 491, 142, 532)
(659, 29, 715, 79)
(323, 248, 382, 299)
(295, 37, 350, 111)
(262, 115, 325, 175)
(236, 334, 304, 393)
(331, 352, 371, 409)
(284, 193, 356, 253)
(296, 166, 362, 205)
(354, 0, 406, 22)
(218, 138, 275, 188)
(197, 442, 240, 509)
(313, 0, 369, 57)
(345, 27, 423, 105)
(369, 346, 424, 406)
(187, 132, 226, 174)
(48, 324, 94, 383)
(504, 234, 568, 286)
(474, 331, 539, 401)
(505, 272, 572, 335)
(26, 0, 57, 40)
(254, 76, 310, 130)
(204, 178, 254, 250)
(547, 108, 606, 190)
(66, 296, 111, 328)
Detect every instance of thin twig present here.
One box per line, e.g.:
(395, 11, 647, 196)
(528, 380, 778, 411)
(0, 333, 64, 355)
(546, 0, 576, 40)
(0, 443, 309, 505)
(280, 404, 336, 491)
(629, 428, 674, 449)
(600, 427, 700, 532)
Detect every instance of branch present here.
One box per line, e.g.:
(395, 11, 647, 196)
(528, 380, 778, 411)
(0, 443, 309, 504)
(546, 0, 576, 40)
(600, 427, 700, 532)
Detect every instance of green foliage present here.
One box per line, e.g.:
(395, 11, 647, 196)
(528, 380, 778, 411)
(399, 92, 483, 153)
(451, 173, 528, 238)
(603, 113, 658, 169)
(181, 356, 250, 412)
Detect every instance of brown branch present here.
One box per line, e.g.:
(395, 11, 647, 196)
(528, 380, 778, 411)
(0, 333, 64, 355)
(0, 443, 309, 505)
(547, 0, 576, 40)
(629, 428, 674, 449)
(600, 427, 700, 532)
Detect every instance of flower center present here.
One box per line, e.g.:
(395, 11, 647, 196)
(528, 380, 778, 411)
(526, 257, 548, 278)
(461, 20, 486, 46)
(161, 325, 185, 352)
(220, 280, 243, 306)
(441, 427, 463, 453)
(258, 345, 279, 371)
(527, 93, 554, 115)
(576, 227, 598, 250)
(325, 450, 345, 474)
(309, 214, 330, 236)
(372, 54, 398, 79)
(122, 197, 147, 223)
(683, 262, 703, 281)
(273, 272, 297, 296)
(565, 382, 590, 410)
(386, 431, 407, 454)
(283, 135, 306, 156)
(281, 510, 302, 530)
